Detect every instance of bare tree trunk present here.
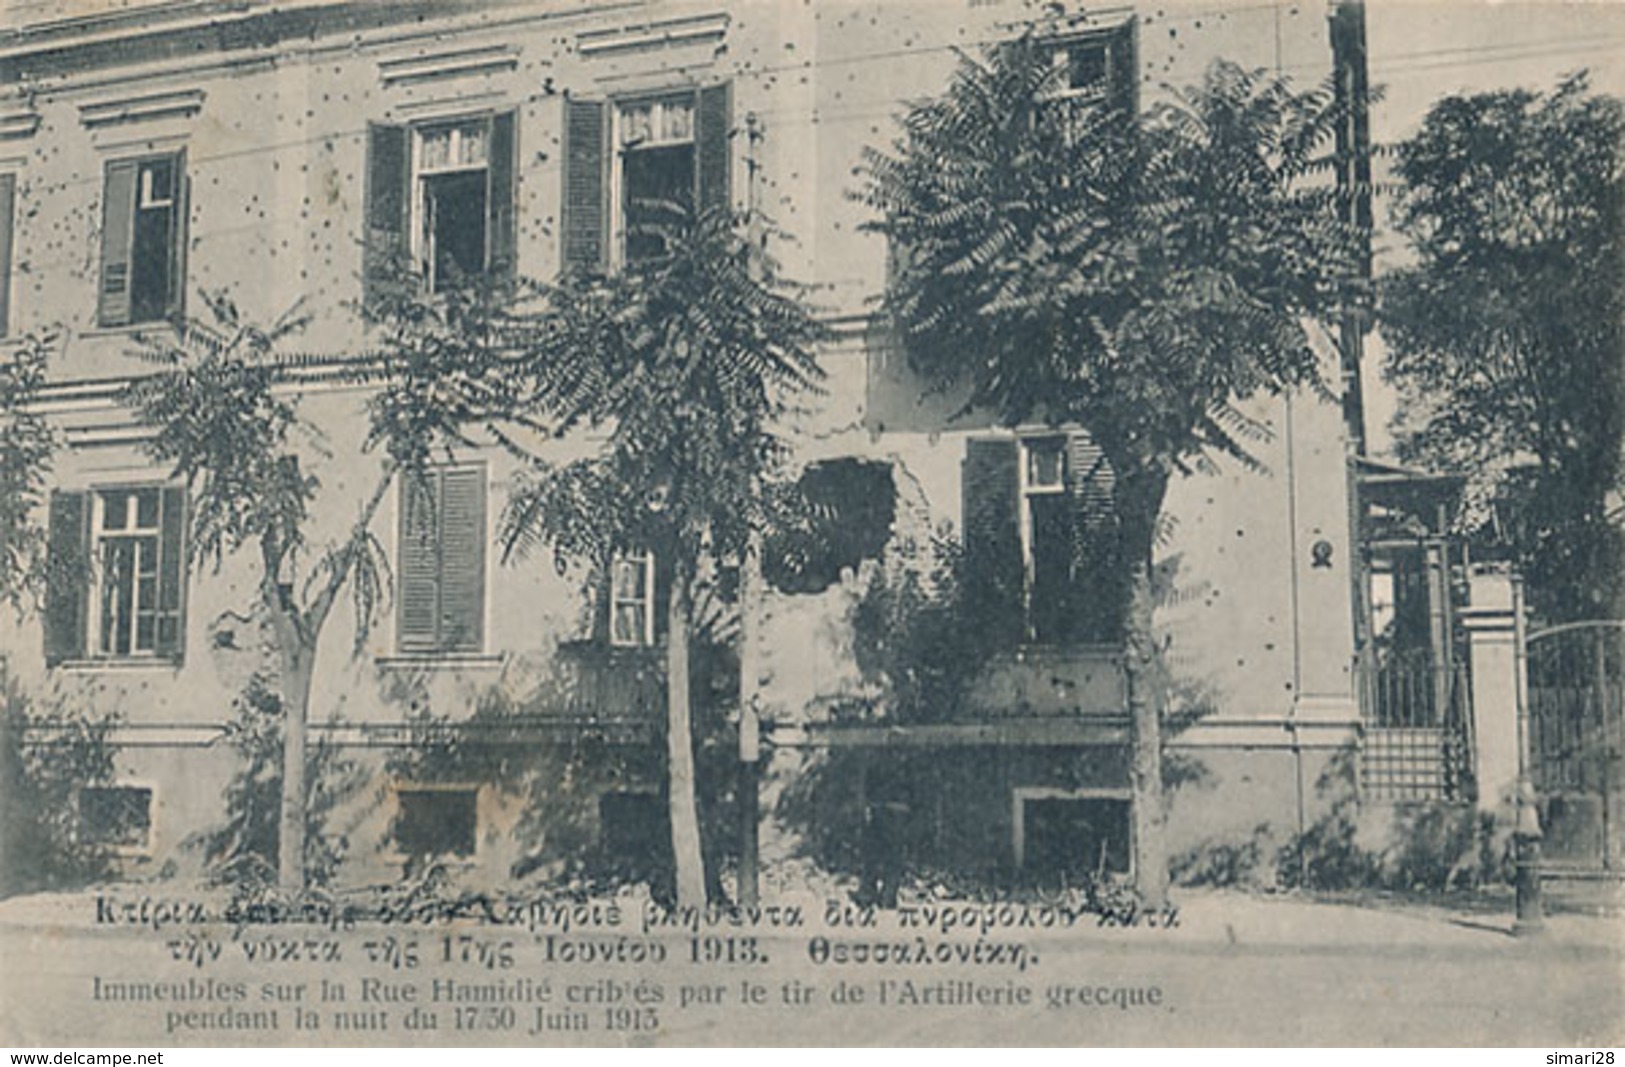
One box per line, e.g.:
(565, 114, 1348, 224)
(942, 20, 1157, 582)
(665, 558, 707, 908)
(276, 637, 314, 891)
(1120, 470, 1169, 909)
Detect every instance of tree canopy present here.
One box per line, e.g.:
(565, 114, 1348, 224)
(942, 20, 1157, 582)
(858, 36, 1365, 511)
(1380, 74, 1624, 621)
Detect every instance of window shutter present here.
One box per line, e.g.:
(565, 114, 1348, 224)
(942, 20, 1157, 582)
(961, 438, 1023, 642)
(164, 150, 188, 322)
(486, 109, 518, 283)
(436, 465, 486, 653)
(561, 98, 607, 273)
(1064, 431, 1121, 643)
(695, 82, 732, 218)
(397, 473, 439, 651)
(0, 173, 14, 336)
(155, 485, 186, 661)
(1110, 21, 1137, 116)
(97, 160, 138, 328)
(44, 490, 90, 666)
(364, 123, 410, 310)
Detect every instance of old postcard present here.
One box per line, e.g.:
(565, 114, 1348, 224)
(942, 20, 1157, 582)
(0, 0, 1620, 1048)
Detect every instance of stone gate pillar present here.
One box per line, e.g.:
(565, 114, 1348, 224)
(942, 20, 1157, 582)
(1461, 565, 1520, 813)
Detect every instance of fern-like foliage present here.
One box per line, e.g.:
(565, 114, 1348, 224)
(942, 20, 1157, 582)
(0, 331, 57, 610)
(858, 35, 1366, 511)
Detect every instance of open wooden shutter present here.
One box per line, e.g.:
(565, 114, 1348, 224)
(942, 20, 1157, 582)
(436, 465, 486, 653)
(97, 160, 138, 328)
(1065, 431, 1122, 643)
(1109, 20, 1138, 117)
(695, 82, 732, 218)
(164, 151, 188, 322)
(44, 490, 90, 666)
(961, 438, 1023, 643)
(561, 98, 607, 273)
(364, 123, 410, 311)
(154, 485, 186, 661)
(486, 109, 518, 283)
(396, 472, 439, 651)
(0, 173, 14, 336)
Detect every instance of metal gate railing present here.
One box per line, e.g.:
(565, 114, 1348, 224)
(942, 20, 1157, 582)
(1358, 656, 1475, 802)
(1527, 621, 1624, 871)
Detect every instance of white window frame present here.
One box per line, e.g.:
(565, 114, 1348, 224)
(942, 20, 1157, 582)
(608, 93, 697, 270)
(609, 550, 657, 648)
(88, 485, 166, 660)
(409, 115, 493, 292)
(1017, 436, 1067, 639)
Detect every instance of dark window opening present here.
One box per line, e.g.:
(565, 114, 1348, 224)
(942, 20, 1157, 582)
(1021, 796, 1129, 878)
(623, 143, 695, 263)
(1063, 42, 1110, 94)
(422, 171, 487, 293)
(128, 156, 180, 325)
(599, 791, 668, 876)
(79, 786, 152, 849)
(765, 459, 896, 595)
(394, 788, 477, 858)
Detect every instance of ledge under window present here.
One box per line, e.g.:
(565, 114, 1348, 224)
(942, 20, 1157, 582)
(375, 652, 505, 672)
(53, 657, 183, 672)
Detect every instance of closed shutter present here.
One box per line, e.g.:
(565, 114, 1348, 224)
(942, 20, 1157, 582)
(695, 82, 732, 218)
(486, 109, 518, 282)
(44, 490, 90, 666)
(97, 160, 138, 328)
(436, 465, 486, 653)
(0, 172, 14, 336)
(364, 123, 409, 311)
(164, 151, 188, 322)
(1110, 21, 1137, 117)
(961, 438, 1023, 643)
(397, 473, 439, 651)
(154, 485, 186, 661)
(396, 467, 486, 654)
(561, 98, 607, 273)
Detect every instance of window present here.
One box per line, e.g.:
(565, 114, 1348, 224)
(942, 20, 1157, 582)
(561, 84, 731, 273)
(0, 172, 14, 336)
(364, 111, 516, 303)
(961, 432, 1119, 647)
(397, 465, 487, 654)
(393, 787, 477, 858)
(98, 152, 187, 328)
(1040, 21, 1137, 113)
(44, 485, 187, 665)
(79, 785, 153, 851)
(764, 459, 896, 595)
(1013, 790, 1130, 877)
(609, 551, 656, 647)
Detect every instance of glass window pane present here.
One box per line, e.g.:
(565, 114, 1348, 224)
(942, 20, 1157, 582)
(1026, 440, 1065, 489)
(661, 101, 693, 142)
(621, 104, 653, 146)
(613, 605, 644, 646)
(458, 123, 488, 166)
(135, 489, 159, 529)
(102, 492, 128, 531)
(420, 128, 453, 170)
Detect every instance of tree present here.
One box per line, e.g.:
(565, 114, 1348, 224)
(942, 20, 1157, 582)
(857, 35, 1365, 904)
(1380, 75, 1624, 622)
(494, 208, 826, 908)
(122, 290, 457, 888)
(0, 332, 56, 610)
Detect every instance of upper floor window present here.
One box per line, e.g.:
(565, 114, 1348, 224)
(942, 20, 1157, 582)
(44, 485, 187, 666)
(98, 151, 187, 328)
(561, 83, 731, 274)
(364, 111, 516, 305)
(397, 464, 487, 655)
(1041, 21, 1137, 114)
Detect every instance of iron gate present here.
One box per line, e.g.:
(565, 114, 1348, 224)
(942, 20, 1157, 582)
(1527, 621, 1624, 871)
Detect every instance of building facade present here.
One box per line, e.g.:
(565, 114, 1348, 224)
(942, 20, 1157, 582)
(0, 0, 1459, 894)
